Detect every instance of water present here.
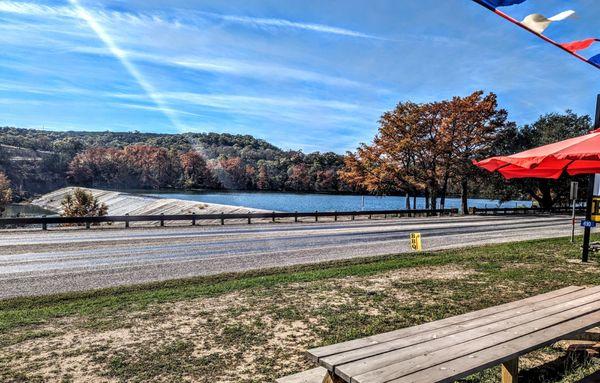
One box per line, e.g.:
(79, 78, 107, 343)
(2, 204, 56, 217)
(143, 191, 532, 213)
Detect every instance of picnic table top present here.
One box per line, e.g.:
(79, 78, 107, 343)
(308, 286, 600, 383)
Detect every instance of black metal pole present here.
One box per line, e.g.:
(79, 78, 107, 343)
(582, 94, 600, 262)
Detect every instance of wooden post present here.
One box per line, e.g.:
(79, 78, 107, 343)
(160, 213, 165, 227)
(322, 371, 345, 383)
(315, 211, 318, 222)
(247, 213, 251, 224)
(125, 213, 130, 228)
(42, 215, 47, 231)
(294, 211, 298, 223)
(272, 211, 276, 223)
(220, 212, 225, 225)
(191, 214, 196, 226)
(334, 211, 337, 221)
(85, 221, 91, 230)
(582, 94, 600, 262)
(501, 358, 518, 383)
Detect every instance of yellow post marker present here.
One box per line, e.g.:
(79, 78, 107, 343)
(592, 197, 600, 222)
(410, 233, 422, 252)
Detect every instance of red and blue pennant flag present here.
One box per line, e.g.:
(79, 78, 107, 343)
(472, 0, 600, 71)
(561, 39, 600, 53)
(482, 0, 527, 7)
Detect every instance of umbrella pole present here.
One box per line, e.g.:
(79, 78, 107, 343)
(582, 95, 600, 263)
(582, 174, 595, 263)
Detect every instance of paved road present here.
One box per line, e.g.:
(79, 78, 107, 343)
(0, 215, 579, 299)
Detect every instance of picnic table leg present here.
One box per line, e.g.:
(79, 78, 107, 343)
(322, 371, 345, 383)
(501, 358, 518, 383)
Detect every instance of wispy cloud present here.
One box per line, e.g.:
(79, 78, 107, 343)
(198, 12, 386, 40)
(0, 1, 385, 41)
(66, 0, 184, 130)
(113, 91, 378, 129)
(73, 46, 376, 90)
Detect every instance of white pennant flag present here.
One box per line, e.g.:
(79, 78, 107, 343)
(522, 10, 576, 34)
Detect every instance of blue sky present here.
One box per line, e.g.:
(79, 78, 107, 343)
(1, 0, 599, 153)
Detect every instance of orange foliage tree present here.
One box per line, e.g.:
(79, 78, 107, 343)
(340, 91, 511, 213)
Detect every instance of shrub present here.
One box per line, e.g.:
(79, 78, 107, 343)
(0, 171, 12, 214)
(61, 188, 108, 218)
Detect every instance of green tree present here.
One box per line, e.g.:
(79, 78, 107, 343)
(61, 188, 108, 218)
(482, 111, 591, 208)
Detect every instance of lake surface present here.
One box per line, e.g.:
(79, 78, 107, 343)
(143, 191, 532, 213)
(3, 204, 56, 217)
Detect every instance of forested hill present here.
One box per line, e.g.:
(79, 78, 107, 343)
(0, 127, 349, 199)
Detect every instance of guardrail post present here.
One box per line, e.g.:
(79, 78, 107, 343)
(85, 221, 91, 230)
(315, 211, 318, 222)
(272, 211, 276, 223)
(42, 215, 47, 231)
(369, 214, 372, 220)
(125, 213, 130, 228)
(334, 211, 337, 221)
(160, 213, 165, 227)
(384, 213, 387, 219)
(221, 212, 225, 225)
(294, 211, 298, 223)
(191, 214, 196, 226)
(351, 214, 355, 221)
(247, 213, 251, 224)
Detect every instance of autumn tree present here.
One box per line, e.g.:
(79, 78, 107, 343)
(0, 171, 12, 213)
(61, 188, 108, 218)
(441, 92, 512, 213)
(179, 151, 218, 189)
(341, 91, 511, 212)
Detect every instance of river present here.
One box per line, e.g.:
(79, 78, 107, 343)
(142, 191, 532, 213)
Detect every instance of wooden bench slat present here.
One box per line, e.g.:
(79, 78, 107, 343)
(349, 298, 600, 383)
(389, 311, 600, 383)
(308, 286, 582, 362)
(276, 367, 328, 383)
(321, 286, 600, 370)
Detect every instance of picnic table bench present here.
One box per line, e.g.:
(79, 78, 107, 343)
(277, 286, 600, 383)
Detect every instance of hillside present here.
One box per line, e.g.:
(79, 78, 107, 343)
(0, 127, 349, 199)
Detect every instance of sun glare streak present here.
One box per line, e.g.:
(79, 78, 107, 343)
(67, 0, 185, 131)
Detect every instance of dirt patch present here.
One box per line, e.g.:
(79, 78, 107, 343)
(1, 265, 480, 382)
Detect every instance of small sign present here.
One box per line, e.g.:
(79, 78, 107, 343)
(410, 232, 422, 252)
(570, 182, 579, 201)
(581, 220, 597, 228)
(593, 197, 600, 223)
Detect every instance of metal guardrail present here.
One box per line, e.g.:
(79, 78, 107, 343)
(473, 206, 587, 215)
(0, 208, 459, 230)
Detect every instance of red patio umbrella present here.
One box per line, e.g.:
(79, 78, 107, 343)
(474, 127, 600, 263)
(474, 128, 600, 179)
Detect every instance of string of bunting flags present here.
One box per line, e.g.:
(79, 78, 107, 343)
(473, 0, 600, 69)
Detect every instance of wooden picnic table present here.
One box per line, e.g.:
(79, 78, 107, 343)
(304, 286, 600, 383)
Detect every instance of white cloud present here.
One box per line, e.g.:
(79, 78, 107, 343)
(72, 46, 373, 89)
(112, 91, 378, 129)
(0, 1, 384, 40)
(199, 12, 386, 40)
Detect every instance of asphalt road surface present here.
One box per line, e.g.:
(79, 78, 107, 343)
(0, 215, 580, 299)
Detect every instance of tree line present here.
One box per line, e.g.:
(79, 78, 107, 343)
(0, 91, 593, 211)
(0, 128, 350, 200)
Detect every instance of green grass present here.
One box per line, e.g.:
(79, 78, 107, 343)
(1, 234, 600, 382)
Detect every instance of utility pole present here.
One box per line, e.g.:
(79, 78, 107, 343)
(582, 94, 600, 262)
